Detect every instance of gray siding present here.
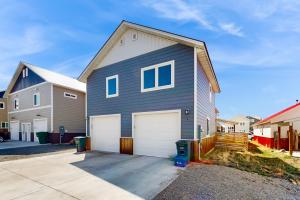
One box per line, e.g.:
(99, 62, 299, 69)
(8, 83, 51, 111)
(197, 61, 216, 137)
(11, 66, 45, 93)
(87, 44, 194, 139)
(53, 86, 86, 133)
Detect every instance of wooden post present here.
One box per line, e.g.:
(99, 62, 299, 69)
(277, 126, 281, 149)
(289, 125, 293, 156)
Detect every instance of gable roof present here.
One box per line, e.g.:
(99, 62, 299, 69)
(0, 91, 5, 98)
(256, 103, 300, 125)
(4, 62, 86, 97)
(79, 20, 220, 93)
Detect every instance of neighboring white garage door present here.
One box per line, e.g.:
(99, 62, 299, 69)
(133, 110, 181, 158)
(90, 114, 121, 153)
(10, 121, 19, 141)
(33, 119, 47, 142)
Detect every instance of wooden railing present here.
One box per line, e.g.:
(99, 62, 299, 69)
(200, 134, 217, 158)
(215, 132, 248, 151)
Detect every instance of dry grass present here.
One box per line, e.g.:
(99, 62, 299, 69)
(205, 141, 300, 185)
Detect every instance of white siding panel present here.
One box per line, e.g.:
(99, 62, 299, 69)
(97, 29, 177, 68)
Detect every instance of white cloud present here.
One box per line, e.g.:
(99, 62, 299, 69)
(142, 0, 213, 29)
(219, 22, 244, 37)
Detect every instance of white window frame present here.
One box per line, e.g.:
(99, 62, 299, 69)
(141, 60, 175, 93)
(206, 117, 210, 136)
(33, 92, 40, 107)
(2, 122, 8, 129)
(209, 83, 212, 103)
(0, 102, 5, 109)
(22, 68, 28, 78)
(106, 75, 119, 98)
(13, 98, 19, 110)
(64, 92, 77, 99)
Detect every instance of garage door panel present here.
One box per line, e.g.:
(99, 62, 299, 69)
(10, 122, 19, 141)
(134, 111, 181, 158)
(34, 119, 47, 142)
(91, 115, 120, 153)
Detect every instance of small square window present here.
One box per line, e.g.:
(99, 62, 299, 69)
(120, 38, 125, 46)
(0, 102, 4, 109)
(106, 75, 119, 98)
(132, 32, 138, 41)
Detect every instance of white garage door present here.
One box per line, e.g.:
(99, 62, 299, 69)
(33, 119, 47, 142)
(10, 121, 19, 141)
(133, 110, 181, 158)
(90, 114, 121, 153)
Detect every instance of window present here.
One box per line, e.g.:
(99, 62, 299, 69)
(1, 122, 8, 129)
(64, 92, 77, 99)
(13, 98, 19, 110)
(206, 118, 210, 136)
(22, 68, 28, 78)
(106, 75, 119, 98)
(209, 84, 212, 103)
(0, 102, 4, 109)
(141, 60, 175, 92)
(120, 38, 125, 46)
(33, 93, 40, 106)
(132, 31, 138, 41)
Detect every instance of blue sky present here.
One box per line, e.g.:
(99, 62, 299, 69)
(0, 0, 299, 119)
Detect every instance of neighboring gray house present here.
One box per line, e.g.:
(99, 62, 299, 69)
(4, 62, 86, 143)
(79, 21, 221, 158)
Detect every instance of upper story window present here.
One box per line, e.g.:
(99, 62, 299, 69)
(0, 102, 4, 109)
(106, 75, 119, 98)
(206, 117, 210, 136)
(33, 93, 40, 106)
(209, 84, 212, 103)
(1, 122, 8, 129)
(141, 60, 175, 93)
(132, 31, 138, 41)
(64, 92, 77, 99)
(22, 68, 28, 78)
(13, 98, 19, 110)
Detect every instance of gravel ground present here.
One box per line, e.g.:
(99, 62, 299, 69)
(0, 144, 75, 162)
(155, 164, 300, 200)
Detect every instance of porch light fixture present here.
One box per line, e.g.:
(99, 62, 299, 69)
(185, 109, 190, 115)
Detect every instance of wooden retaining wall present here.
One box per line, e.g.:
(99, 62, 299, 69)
(215, 133, 248, 151)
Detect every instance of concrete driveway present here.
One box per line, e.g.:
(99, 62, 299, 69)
(0, 151, 181, 200)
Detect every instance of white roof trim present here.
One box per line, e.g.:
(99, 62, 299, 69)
(78, 21, 220, 92)
(4, 62, 86, 97)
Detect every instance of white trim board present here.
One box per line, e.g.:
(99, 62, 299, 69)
(8, 105, 52, 114)
(8, 82, 48, 96)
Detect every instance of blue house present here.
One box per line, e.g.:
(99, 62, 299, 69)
(79, 21, 220, 158)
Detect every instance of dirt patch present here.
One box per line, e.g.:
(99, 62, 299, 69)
(155, 164, 300, 200)
(205, 141, 300, 185)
